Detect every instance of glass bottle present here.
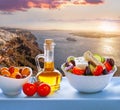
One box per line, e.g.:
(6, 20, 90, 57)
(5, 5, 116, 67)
(35, 39, 61, 92)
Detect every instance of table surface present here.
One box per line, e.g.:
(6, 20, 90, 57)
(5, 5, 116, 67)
(0, 77, 120, 110)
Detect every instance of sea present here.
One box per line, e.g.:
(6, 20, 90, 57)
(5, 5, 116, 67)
(31, 30, 120, 72)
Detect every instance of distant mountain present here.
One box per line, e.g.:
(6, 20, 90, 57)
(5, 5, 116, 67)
(0, 27, 43, 75)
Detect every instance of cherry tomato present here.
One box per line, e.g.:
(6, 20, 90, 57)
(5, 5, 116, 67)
(37, 83, 51, 97)
(23, 83, 37, 96)
(93, 65, 103, 76)
(15, 73, 22, 79)
(104, 61, 112, 72)
(72, 66, 84, 75)
(9, 66, 15, 74)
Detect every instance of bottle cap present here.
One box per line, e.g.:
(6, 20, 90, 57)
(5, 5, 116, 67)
(45, 39, 53, 45)
(44, 39, 55, 50)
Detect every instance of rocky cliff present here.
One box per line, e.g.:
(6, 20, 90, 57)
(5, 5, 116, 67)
(0, 27, 43, 74)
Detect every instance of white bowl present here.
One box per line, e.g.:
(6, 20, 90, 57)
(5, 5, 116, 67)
(0, 67, 32, 96)
(61, 64, 117, 93)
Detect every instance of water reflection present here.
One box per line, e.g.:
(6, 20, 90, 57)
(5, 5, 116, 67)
(98, 37, 120, 67)
(99, 38, 115, 55)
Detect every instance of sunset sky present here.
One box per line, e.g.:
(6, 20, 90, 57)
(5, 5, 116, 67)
(0, 0, 120, 31)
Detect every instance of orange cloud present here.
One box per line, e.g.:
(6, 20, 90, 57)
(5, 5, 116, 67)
(0, 0, 104, 12)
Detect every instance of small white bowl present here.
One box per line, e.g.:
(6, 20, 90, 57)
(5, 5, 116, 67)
(61, 64, 117, 93)
(0, 67, 32, 96)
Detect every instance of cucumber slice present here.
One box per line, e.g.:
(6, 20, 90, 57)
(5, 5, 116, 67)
(101, 57, 105, 63)
(67, 56, 75, 62)
(89, 64, 95, 73)
(93, 54, 105, 63)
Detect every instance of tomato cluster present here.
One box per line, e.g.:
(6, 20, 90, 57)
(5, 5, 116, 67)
(22, 81, 51, 97)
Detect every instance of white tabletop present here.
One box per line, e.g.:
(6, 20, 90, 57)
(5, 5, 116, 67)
(0, 77, 120, 110)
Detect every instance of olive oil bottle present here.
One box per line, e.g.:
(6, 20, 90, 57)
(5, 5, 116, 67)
(35, 39, 61, 92)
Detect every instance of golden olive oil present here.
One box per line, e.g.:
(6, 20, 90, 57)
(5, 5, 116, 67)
(35, 39, 62, 93)
(37, 70, 61, 92)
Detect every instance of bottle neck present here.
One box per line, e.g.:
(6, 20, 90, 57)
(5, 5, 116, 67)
(44, 43, 55, 71)
(44, 44, 54, 62)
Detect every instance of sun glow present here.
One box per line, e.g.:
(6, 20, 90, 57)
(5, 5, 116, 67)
(98, 22, 118, 32)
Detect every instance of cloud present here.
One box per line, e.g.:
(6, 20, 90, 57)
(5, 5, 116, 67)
(0, 0, 104, 12)
(85, 0, 103, 4)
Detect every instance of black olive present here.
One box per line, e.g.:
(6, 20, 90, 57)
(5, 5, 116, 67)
(107, 58, 114, 67)
(103, 69, 108, 75)
(84, 66, 92, 76)
(70, 60, 76, 66)
(65, 62, 70, 67)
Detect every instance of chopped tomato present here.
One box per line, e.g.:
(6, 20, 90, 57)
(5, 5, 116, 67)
(104, 61, 112, 72)
(93, 65, 103, 76)
(72, 66, 84, 75)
